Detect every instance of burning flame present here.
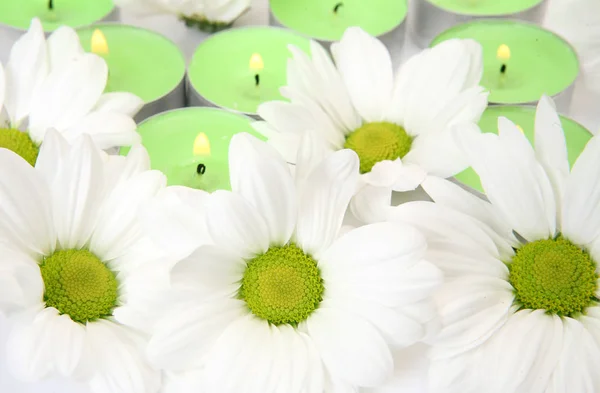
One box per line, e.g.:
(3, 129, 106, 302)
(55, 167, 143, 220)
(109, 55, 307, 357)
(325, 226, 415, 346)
(249, 53, 264, 73)
(516, 125, 524, 134)
(193, 132, 211, 156)
(496, 44, 510, 62)
(91, 29, 109, 56)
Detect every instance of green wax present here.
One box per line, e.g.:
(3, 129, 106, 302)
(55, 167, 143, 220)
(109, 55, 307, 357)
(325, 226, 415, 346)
(269, 0, 407, 42)
(77, 24, 185, 103)
(188, 27, 311, 115)
(427, 0, 542, 16)
(0, 0, 114, 31)
(431, 20, 579, 105)
(455, 106, 592, 193)
(121, 107, 265, 192)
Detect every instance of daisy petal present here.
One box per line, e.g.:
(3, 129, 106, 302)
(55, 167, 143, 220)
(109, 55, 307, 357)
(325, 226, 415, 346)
(52, 136, 104, 249)
(94, 92, 144, 117)
(305, 307, 393, 387)
(87, 320, 161, 393)
(295, 128, 335, 188)
(363, 159, 426, 191)
(229, 133, 296, 246)
(350, 185, 393, 225)
(89, 170, 165, 261)
(332, 27, 392, 121)
(4, 18, 48, 126)
(35, 129, 69, 188)
(455, 119, 556, 241)
(0, 246, 43, 313)
(28, 54, 107, 142)
(47, 26, 84, 71)
(295, 149, 359, 258)
(0, 148, 55, 256)
(561, 135, 600, 246)
(61, 111, 140, 149)
(206, 190, 269, 259)
(252, 121, 301, 163)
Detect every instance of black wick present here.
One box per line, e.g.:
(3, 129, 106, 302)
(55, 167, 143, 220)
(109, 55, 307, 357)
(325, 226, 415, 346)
(196, 163, 206, 175)
(500, 64, 507, 74)
(254, 74, 260, 86)
(48, 0, 54, 10)
(333, 2, 343, 13)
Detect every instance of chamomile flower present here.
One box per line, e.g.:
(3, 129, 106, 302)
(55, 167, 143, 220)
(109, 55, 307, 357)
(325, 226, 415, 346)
(390, 96, 600, 392)
(0, 131, 166, 393)
(114, 0, 250, 32)
(145, 133, 442, 393)
(254, 27, 487, 192)
(0, 18, 143, 167)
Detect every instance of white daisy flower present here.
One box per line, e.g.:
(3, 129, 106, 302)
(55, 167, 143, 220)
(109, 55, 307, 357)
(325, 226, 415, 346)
(115, 0, 250, 32)
(0, 18, 143, 167)
(389, 96, 600, 392)
(253, 27, 487, 193)
(144, 133, 442, 393)
(0, 131, 166, 393)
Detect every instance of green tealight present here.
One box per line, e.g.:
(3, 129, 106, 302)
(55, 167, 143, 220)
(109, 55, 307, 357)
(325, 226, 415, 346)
(120, 107, 265, 192)
(188, 27, 311, 115)
(77, 24, 186, 103)
(0, 0, 113, 31)
(270, 0, 407, 42)
(455, 106, 592, 193)
(431, 20, 579, 105)
(428, 0, 542, 16)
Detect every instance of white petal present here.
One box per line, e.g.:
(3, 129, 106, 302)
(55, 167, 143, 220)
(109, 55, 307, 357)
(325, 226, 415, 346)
(148, 299, 246, 370)
(206, 190, 269, 259)
(365, 345, 429, 393)
(305, 307, 393, 387)
(252, 121, 302, 164)
(28, 54, 107, 142)
(362, 159, 426, 191)
(0, 246, 43, 313)
(0, 148, 55, 256)
(349, 185, 393, 225)
(47, 26, 84, 71)
(229, 133, 296, 246)
(333, 27, 392, 121)
(170, 245, 245, 295)
(4, 18, 48, 126)
(61, 111, 140, 149)
(0, 63, 6, 117)
(257, 101, 317, 136)
(35, 129, 70, 189)
(455, 120, 557, 241)
(105, 144, 151, 187)
(561, 135, 600, 246)
(295, 149, 359, 258)
(94, 92, 144, 117)
(140, 186, 211, 260)
(51, 136, 105, 249)
(87, 320, 161, 393)
(89, 170, 166, 261)
(294, 128, 335, 188)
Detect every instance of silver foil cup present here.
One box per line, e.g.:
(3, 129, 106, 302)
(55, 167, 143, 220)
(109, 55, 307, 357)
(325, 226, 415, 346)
(409, 0, 549, 48)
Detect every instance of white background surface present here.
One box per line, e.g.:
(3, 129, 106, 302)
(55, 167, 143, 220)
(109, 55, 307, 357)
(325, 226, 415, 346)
(0, 0, 599, 392)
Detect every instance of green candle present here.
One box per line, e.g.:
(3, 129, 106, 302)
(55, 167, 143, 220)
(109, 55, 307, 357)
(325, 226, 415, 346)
(0, 0, 114, 31)
(455, 106, 592, 193)
(269, 0, 407, 42)
(77, 24, 186, 104)
(427, 0, 543, 16)
(188, 27, 312, 116)
(121, 107, 266, 192)
(431, 20, 579, 105)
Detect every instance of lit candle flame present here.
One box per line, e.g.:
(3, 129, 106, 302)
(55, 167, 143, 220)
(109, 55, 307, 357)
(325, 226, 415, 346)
(516, 125, 524, 134)
(497, 44, 511, 62)
(91, 29, 109, 56)
(249, 53, 264, 73)
(193, 132, 211, 156)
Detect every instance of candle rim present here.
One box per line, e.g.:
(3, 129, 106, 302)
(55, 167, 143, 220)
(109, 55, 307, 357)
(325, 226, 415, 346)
(137, 106, 256, 129)
(186, 25, 312, 116)
(268, 0, 407, 42)
(76, 22, 187, 105)
(429, 18, 580, 105)
(424, 0, 546, 17)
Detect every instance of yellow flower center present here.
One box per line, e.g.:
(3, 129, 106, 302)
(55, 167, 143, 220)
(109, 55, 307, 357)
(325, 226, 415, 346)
(0, 128, 39, 166)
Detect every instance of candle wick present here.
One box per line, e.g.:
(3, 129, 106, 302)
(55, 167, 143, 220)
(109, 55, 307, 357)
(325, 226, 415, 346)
(196, 163, 206, 175)
(255, 74, 260, 87)
(48, 0, 54, 10)
(500, 64, 507, 74)
(333, 2, 343, 13)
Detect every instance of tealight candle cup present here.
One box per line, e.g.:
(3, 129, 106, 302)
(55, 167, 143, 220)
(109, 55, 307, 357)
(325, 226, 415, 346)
(410, 0, 549, 48)
(268, 0, 407, 66)
(77, 23, 186, 123)
(186, 26, 312, 120)
(430, 19, 579, 114)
